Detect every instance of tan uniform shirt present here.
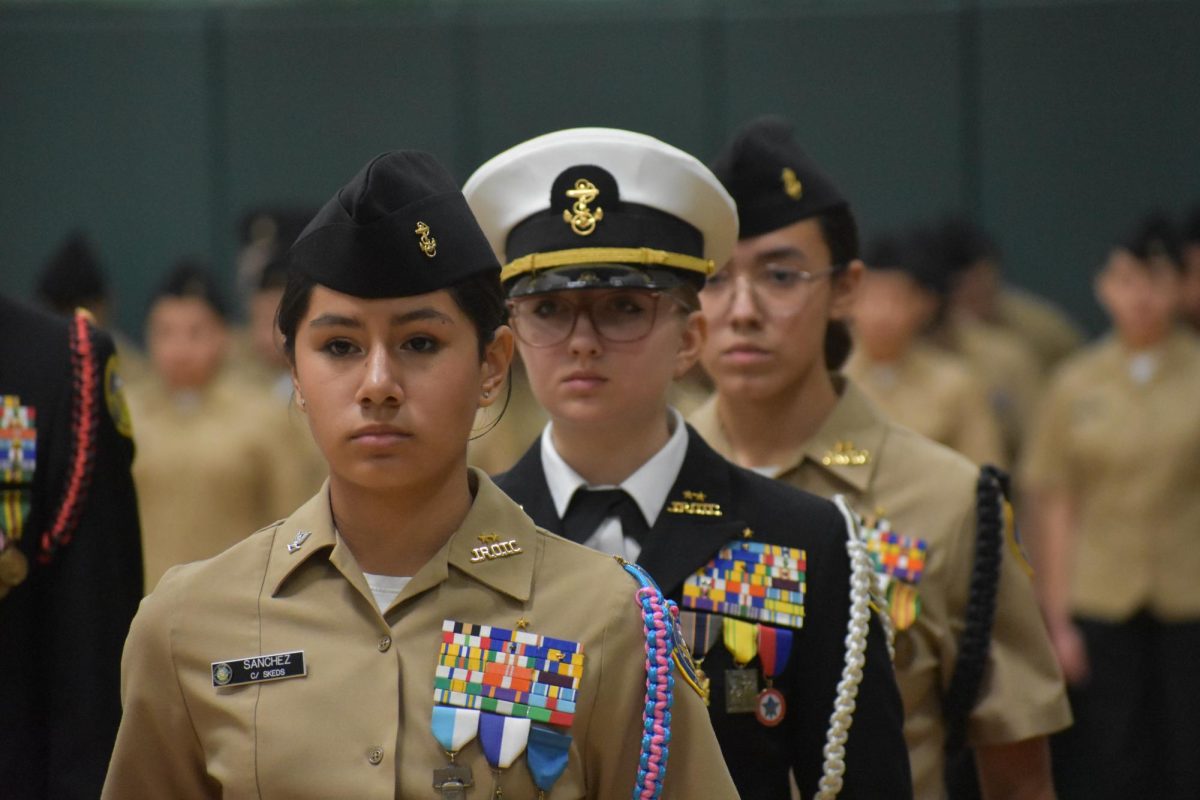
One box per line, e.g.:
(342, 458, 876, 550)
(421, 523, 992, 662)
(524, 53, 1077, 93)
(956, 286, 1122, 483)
(997, 287, 1084, 374)
(103, 472, 737, 799)
(844, 344, 1007, 468)
(128, 376, 316, 591)
(692, 383, 1071, 800)
(1020, 329, 1200, 621)
(944, 320, 1044, 466)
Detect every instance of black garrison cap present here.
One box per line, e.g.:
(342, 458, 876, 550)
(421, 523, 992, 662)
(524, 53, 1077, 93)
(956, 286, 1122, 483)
(286, 151, 499, 298)
(37, 232, 107, 313)
(864, 229, 950, 296)
(711, 116, 848, 239)
(153, 259, 230, 320)
(1118, 212, 1182, 267)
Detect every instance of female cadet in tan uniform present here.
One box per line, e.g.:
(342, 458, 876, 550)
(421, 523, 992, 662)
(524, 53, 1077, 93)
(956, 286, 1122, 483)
(103, 151, 737, 800)
(1021, 216, 1200, 800)
(690, 117, 1072, 800)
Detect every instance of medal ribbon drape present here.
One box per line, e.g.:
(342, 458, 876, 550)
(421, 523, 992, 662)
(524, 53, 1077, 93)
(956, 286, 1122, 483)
(479, 712, 532, 798)
(526, 725, 572, 799)
(757, 625, 793, 686)
(722, 617, 758, 666)
(432, 706, 481, 757)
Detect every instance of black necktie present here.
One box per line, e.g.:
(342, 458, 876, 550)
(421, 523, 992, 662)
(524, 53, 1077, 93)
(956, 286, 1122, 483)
(560, 488, 650, 546)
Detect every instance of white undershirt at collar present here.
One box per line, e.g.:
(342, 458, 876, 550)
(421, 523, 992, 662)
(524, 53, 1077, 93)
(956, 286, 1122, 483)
(542, 407, 689, 529)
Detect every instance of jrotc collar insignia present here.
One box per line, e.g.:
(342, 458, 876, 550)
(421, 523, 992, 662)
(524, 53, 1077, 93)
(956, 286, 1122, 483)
(820, 440, 871, 467)
(470, 532, 523, 563)
(681, 541, 806, 629)
(415, 221, 438, 258)
(562, 178, 603, 236)
(781, 167, 803, 201)
(666, 489, 723, 517)
(286, 529, 311, 554)
(211, 650, 307, 687)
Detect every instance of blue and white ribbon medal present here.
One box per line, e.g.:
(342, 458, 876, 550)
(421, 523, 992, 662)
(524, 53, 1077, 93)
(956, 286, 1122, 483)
(432, 706, 480, 798)
(479, 711, 532, 798)
(527, 725, 573, 799)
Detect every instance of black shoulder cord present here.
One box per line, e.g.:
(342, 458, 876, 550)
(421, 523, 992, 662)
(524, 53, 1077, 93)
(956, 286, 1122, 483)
(943, 464, 1007, 799)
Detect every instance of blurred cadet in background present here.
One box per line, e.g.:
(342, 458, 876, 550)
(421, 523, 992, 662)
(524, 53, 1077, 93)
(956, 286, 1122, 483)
(924, 220, 1044, 467)
(128, 261, 306, 591)
(938, 218, 1084, 374)
(34, 231, 148, 382)
(844, 231, 1006, 468)
(1021, 214, 1200, 800)
(1181, 206, 1200, 333)
(694, 116, 1070, 800)
(0, 294, 142, 799)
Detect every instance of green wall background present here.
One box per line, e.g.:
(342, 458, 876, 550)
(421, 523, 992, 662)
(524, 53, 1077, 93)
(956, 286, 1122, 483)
(2, 0, 1198, 338)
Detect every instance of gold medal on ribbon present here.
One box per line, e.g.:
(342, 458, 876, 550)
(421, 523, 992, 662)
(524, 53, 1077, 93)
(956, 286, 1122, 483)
(722, 617, 759, 714)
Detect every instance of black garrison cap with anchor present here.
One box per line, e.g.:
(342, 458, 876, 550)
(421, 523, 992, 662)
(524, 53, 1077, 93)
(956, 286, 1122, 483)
(462, 128, 736, 298)
(285, 150, 500, 298)
(710, 116, 849, 240)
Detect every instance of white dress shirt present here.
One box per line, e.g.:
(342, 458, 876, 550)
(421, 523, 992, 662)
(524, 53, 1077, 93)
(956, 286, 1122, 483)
(540, 408, 689, 561)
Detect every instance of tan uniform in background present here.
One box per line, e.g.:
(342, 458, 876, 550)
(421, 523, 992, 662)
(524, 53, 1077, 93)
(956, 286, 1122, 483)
(1020, 329, 1200, 621)
(467, 359, 548, 475)
(128, 374, 318, 591)
(940, 320, 1043, 466)
(995, 287, 1085, 375)
(103, 471, 738, 799)
(692, 381, 1072, 800)
(844, 343, 1007, 468)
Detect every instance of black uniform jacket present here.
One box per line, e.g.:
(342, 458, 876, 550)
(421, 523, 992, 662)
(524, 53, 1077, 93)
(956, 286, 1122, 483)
(0, 296, 143, 799)
(497, 425, 912, 799)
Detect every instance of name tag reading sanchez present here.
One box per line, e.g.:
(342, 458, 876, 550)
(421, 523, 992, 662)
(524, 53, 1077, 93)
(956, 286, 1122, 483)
(212, 650, 306, 688)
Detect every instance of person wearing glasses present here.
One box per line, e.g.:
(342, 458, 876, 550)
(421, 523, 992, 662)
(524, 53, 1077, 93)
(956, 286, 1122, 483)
(466, 127, 910, 799)
(102, 150, 738, 799)
(690, 117, 1071, 800)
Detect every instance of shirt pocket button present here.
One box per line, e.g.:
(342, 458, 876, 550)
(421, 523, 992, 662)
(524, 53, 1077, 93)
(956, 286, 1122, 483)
(367, 746, 385, 765)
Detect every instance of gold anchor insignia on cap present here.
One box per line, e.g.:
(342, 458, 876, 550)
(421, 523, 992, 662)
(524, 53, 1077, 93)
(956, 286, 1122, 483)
(781, 167, 803, 201)
(820, 440, 871, 467)
(563, 178, 604, 236)
(414, 221, 437, 258)
(286, 530, 311, 554)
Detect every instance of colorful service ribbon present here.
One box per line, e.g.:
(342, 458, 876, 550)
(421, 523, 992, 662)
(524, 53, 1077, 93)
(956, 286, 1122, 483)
(865, 527, 928, 584)
(434, 620, 584, 727)
(681, 541, 806, 628)
(527, 725, 572, 799)
(676, 609, 721, 660)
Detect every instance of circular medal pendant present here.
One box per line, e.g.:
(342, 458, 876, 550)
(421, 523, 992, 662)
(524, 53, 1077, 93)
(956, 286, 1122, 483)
(0, 547, 29, 588)
(755, 686, 786, 727)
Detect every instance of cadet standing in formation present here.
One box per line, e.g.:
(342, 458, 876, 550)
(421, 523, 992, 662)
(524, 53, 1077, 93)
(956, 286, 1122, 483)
(103, 150, 737, 799)
(0, 294, 143, 799)
(844, 233, 1006, 467)
(465, 127, 910, 799)
(690, 117, 1071, 799)
(1021, 215, 1200, 800)
(129, 261, 313, 590)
